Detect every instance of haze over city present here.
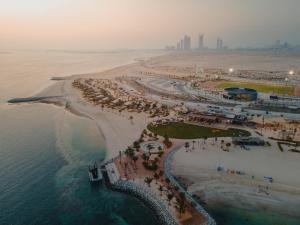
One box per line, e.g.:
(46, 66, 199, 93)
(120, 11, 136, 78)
(2, 1, 300, 225)
(1, 0, 300, 50)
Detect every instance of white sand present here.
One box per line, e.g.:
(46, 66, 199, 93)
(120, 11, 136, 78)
(172, 138, 300, 216)
(33, 52, 300, 217)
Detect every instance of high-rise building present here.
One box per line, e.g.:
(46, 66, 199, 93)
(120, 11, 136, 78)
(198, 34, 204, 49)
(183, 35, 191, 51)
(180, 39, 184, 50)
(217, 37, 223, 49)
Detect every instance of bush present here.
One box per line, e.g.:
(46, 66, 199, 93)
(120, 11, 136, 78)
(143, 161, 158, 171)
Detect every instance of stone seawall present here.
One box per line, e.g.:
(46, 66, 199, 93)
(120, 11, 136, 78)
(164, 145, 217, 225)
(110, 180, 178, 225)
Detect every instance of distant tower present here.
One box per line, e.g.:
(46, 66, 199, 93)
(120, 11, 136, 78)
(180, 39, 184, 50)
(187, 35, 191, 50)
(198, 34, 204, 49)
(217, 38, 223, 49)
(183, 35, 191, 51)
(275, 40, 281, 46)
(184, 35, 188, 50)
(177, 42, 181, 50)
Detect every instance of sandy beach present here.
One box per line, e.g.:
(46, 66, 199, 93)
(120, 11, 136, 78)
(23, 52, 300, 221)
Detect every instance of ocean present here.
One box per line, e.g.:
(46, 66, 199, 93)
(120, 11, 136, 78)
(0, 50, 162, 225)
(0, 50, 300, 225)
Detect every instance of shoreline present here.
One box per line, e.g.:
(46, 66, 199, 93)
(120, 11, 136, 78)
(109, 180, 177, 225)
(7, 52, 300, 224)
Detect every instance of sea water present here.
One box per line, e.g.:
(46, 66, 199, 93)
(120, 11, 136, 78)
(0, 50, 161, 225)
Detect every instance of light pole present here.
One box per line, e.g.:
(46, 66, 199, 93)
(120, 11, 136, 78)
(284, 77, 289, 86)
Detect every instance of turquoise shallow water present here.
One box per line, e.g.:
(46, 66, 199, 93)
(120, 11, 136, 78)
(0, 104, 158, 225)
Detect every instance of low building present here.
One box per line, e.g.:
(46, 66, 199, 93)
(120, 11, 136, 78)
(232, 137, 265, 146)
(223, 87, 258, 101)
(232, 115, 248, 124)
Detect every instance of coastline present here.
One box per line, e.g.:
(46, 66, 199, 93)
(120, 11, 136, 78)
(7, 52, 300, 224)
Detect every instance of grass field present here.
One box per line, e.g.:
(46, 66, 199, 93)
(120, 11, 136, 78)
(148, 122, 250, 139)
(217, 81, 294, 96)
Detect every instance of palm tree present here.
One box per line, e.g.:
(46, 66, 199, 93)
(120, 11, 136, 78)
(221, 140, 225, 150)
(158, 185, 164, 196)
(164, 134, 171, 147)
(175, 197, 186, 217)
(144, 177, 153, 187)
(125, 147, 135, 160)
(132, 156, 138, 169)
(226, 142, 231, 151)
(293, 128, 297, 140)
(184, 142, 190, 152)
(165, 178, 170, 186)
(159, 170, 164, 177)
(167, 193, 174, 205)
(204, 136, 208, 144)
(154, 172, 160, 184)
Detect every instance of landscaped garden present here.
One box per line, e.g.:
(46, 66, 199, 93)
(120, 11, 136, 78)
(148, 122, 251, 139)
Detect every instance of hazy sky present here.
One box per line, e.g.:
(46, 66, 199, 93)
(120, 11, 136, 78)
(1, 0, 300, 50)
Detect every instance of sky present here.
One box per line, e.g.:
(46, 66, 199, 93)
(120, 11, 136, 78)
(1, 0, 300, 50)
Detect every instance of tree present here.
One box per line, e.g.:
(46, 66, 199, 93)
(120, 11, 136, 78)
(165, 178, 170, 186)
(226, 142, 231, 151)
(133, 141, 140, 149)
(204, 136, 208, 144)
(159, 170, 164, 177)
(163, 134, 172, 148)
(175, 197, 186, 217)
(167, 193, 174, 205)
(125, 147, 135, 159)
(144, 177, 153, 187)
(192, 140, 196, 150)
(221, 140, 225, 150)
(132, 156, 138, 169)
(158, 185, 164, 196)
(129, 115, 133, 123)
(293, 128, 297, 140)
(179, 192, 185, 200)
(153, 172, 160, 184)
(184, 142, 190, 152)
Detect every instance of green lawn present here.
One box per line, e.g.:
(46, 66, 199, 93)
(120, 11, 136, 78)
(148, 122, 250, 139)
(217, 81, 294, 96)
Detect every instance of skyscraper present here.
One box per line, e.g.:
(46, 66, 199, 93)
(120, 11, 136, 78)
(217, 38, 223, 49)
(198, 34, 204, 49)
(180, 39, 184, 50)
(183, 35, 191, 51)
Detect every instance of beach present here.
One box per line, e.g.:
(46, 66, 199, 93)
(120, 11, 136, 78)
(0, 50, 163, 225)
(7, 51, 300, 224)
